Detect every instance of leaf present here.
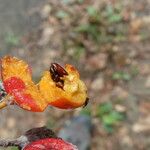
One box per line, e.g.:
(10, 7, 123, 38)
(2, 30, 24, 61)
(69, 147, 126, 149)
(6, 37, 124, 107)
(112, 72, 131, 81)
(103, 124, 114, 133)
(112, 72, 122, 80)
(5, 32, 19, 46)
(75, 24, 90, 33)
(73, 46, 85, 59)
(80, 106, 91, 116)
(56, 10, 69, 19)
(108, 14, 122, 23)
(97, 102, 113, 116)
(105, 5, 122, 23)
(86, 6, 97, 17)
(102, 111, 124, 125)
(122, 73, 131, 81)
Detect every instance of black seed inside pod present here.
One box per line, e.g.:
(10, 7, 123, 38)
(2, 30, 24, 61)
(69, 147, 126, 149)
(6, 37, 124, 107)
(49, 63, 68, 89)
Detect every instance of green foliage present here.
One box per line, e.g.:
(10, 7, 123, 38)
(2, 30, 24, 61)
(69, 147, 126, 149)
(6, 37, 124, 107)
(56, 10, 69, 19)
(80, 106, 91, 116)
(75, 24, 90, 33)
(97, 102, 125, 133)
(80, 102, 125, 133)
(73, 3, 126, 48)
(97, 102, 113, 115)
(73, 46, 85, 60)
(86, 6, 100, 21)
(130, 66, 139, 77)
(11, 147, 18, 150)
(5, 32, 19, 46)
(54, 1, 127, 60)
(112, 71, 131, 81)
(62, 0, 85, 4)
(105, 5, 122, 24)
(102, 111, 124, 125)
(77, 0, 85, 4)
(87, 6, 97, 16)
(75, 24, 100, 42)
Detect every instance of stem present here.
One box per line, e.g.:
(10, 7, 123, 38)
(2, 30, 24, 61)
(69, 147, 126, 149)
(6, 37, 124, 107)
(0, 136, 28, 149)
(0, 95, 14, 109)
(0, 139, 20, 147)
(0, 101, 7, 109)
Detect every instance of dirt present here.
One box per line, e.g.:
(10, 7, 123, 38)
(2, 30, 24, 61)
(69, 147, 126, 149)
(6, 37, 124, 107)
(0, 0, 150, 150)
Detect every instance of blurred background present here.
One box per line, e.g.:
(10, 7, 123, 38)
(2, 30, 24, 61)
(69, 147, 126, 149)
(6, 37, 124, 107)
(0, 0, 150, 149)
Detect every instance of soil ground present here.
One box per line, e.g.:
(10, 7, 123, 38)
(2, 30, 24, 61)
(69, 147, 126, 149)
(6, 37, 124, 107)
(0, 0, 150, 150)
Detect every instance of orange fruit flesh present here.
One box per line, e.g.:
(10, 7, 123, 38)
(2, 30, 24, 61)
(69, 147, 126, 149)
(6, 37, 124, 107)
(1, 56, 88, 110)
(39, 64, 87, 109)
(1, 56, 32, 83)
(1, 56, 47, 111)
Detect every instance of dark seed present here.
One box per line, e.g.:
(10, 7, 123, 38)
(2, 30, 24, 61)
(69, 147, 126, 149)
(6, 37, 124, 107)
(50, 63, 68, 89)
(55, 82, 64, 89)
(50, 63, 68, 77)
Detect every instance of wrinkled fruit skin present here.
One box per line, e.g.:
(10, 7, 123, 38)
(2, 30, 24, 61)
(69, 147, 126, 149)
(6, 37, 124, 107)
(1, 56, 88, 111)
(3, 77, 25, 93)
(23, 138, 78, 150)
(3, 77, 45, 112)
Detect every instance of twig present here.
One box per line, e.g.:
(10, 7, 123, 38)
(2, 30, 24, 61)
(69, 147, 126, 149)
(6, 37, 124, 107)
(0, 95, 14, 109)
(0, 139, 19, 147)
